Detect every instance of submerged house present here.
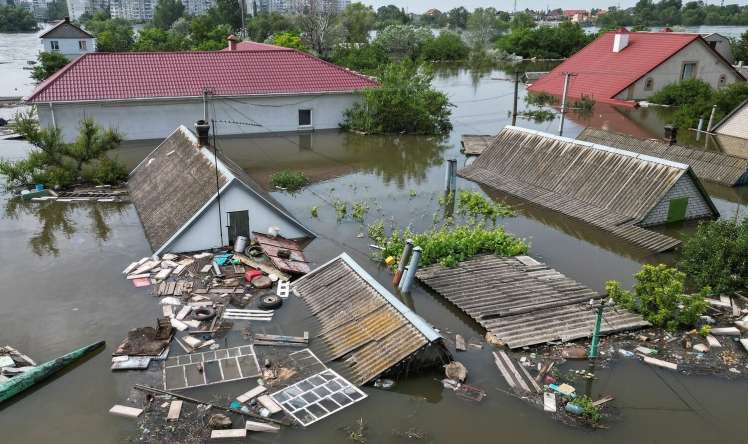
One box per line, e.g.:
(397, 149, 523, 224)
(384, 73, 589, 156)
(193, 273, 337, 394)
(24, 37, 378, 142)
(459, 126, 718, 252)
(529, 28, 744, 106)
(292, 253, 447, 386)
(128, 122, 314, 255)
(39, 17, 96, 60)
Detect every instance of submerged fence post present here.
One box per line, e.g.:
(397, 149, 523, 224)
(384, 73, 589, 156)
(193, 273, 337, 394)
(706, 104, 718, 132)
(696, 117, 704, 141)
(400, 246, 422, 294)
(444, 159, 457, 194)
(392, 239, 414, 287)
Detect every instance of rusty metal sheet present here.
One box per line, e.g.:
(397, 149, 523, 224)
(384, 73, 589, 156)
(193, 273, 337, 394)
(253, 232, 310, 275)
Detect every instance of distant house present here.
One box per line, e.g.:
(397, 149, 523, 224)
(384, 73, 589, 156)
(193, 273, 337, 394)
(459, 126, 719, 252)
(712, 98, 748, 141)
(39, 16, 95, 60)
(702, 33, 733, 64)
(529, 29, 744, 107)
(127, 121, 314, 255)
(24, 37, 378, 142)
(563, 9, 589, 22)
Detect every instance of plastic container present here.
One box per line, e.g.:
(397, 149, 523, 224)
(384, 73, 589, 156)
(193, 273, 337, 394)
(234, 236, 247, 253)
(35, 183, 45, 192)
(268, 226, 280, 237)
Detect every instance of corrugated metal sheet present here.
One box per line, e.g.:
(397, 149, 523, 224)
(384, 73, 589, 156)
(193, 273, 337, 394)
(577, 128, 748, 186)
(292, 253, 439, 385)
(458, 126, 718, 252)
(416, 254, 649, 349)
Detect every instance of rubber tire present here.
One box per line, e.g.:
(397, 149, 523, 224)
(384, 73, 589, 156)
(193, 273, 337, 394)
(194, 306, 216, 321)
(258, 295, 283, 310)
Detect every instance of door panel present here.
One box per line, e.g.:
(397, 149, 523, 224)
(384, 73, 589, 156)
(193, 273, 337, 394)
(228, 210, 250, 244)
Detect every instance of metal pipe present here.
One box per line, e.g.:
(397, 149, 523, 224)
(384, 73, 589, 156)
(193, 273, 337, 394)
(444, 159, 457, 194)
(400, 246, 422, 294)
(393, 239, 413, 287)
(706, 104, 717, 132)
(696, 117, 704, 141)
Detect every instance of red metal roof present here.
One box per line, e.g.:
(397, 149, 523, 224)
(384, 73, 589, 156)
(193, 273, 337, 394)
(528, 31, 703, 106)
(26, 49, 378, 103)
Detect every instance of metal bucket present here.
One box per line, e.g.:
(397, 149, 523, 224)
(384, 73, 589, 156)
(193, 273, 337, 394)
(234, 235, 248, 253)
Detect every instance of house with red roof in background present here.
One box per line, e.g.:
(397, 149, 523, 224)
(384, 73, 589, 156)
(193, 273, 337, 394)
(528, 28, 745, 108)
(24, 36, 379, 142)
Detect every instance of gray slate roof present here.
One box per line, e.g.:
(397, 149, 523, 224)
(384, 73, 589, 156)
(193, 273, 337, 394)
(127, 126, 311, 252)
(416, 254, 650, 348)
(459, 126, 716, 252)
(292, 253, 442, 385)
(577, 127, 748, 186)
(39, 19, 94, 39)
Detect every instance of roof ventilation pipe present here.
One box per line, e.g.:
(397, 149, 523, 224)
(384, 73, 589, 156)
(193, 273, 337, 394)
(227, 34, 238, 51)
(612, 28, 630, 53)
(195, 120, 210, 147)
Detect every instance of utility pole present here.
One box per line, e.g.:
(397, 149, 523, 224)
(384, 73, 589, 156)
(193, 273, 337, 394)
(511, 70, 520, 126)
(239, 0, 247, 39)
(558, 72, 576, 136)
(587, 298, 613, 359)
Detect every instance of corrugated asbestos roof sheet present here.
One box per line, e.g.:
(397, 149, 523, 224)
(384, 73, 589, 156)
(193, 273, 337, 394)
(292, 253, 441, 386)
(416, 255, 649, 349)
(577, 128, 748, 186)
(26, 49, 378, 103)
(459, 126, 701, 252)
(127, 125, 312, 252)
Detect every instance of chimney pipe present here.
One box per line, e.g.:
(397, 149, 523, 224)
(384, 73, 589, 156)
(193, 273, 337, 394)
(195, 120, 210, 147)
(664, 125, 677, 146)
(612, 27, 630, 53)
(227, 34, 238, 51)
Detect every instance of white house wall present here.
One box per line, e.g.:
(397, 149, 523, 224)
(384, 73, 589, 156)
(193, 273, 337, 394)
(163, 181, 308, 254)
(39, 93, 362, 142)
(616, 40, 741, 101)
(715, 103, 748, 140)
(41, 37, 96, 59)
(639, 174, 713, 226)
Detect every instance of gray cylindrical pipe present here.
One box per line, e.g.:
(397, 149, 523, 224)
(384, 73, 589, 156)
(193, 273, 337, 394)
(393, 239, 414, 287)
(696, 117, 704, 141)
(706, 104, 718, 132)
(400, 246, 422, 293)
(444, 159, 457, 194)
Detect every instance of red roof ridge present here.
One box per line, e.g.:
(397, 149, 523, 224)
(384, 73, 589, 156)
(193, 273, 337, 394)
(285, 48, 379, 85)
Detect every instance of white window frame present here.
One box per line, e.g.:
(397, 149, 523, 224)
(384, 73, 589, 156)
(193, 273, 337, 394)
(79, 40, 87, 50)
(681, 62, 697, 81)
(298, 109, 313, 128)
(50, 40, 60, 51)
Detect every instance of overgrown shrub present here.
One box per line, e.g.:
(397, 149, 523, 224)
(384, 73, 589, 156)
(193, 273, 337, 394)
(679, 218, 748, 295)
(572, 396, 602, 425)
(341, 61, 453, 135)
(269, 170, 308, 192)
(650, 80, 748, 129)
(420, 32, 469, 61)
(496, 21, 593, 59)
(456, 190, 514, 224)
(1, 111, 125, 189)
(329, 43, 390, 74)
(31, 52, 70, 82)
(368, 221, 528, 268)
(606, 264, 709, 332)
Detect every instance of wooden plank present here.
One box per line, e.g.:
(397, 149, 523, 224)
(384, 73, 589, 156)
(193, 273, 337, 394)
(257, 395, 282, 414)
(166, 400, 183, 421)
(455, 334, 467, 351)
(496, 350, 531, 393)
(109, 405, 143, 418)
(234, 253, 290, 281)
(211, 429, 247, 439)
(592, 395, 615, 407)
(518, 362, 541, 393)
(639, 354, 678, 370)
(236, 385, 267, 403)
(253, 333, 308, 344)
(245, 420, 280, 432)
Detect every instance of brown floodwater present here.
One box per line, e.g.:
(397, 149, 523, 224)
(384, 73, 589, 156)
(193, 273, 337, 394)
(1, 67, 747, 443)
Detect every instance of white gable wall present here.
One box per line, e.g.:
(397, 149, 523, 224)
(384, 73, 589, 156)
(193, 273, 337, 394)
(639, 173, 714, 226)
(37, 93, 362, 143)
(42, 37, 96, 59)
(162, 180, 308, 254)
(615, 39, 741, 101)
(715, 102, 748, 140)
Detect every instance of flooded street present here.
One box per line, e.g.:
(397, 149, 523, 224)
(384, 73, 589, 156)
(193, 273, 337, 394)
(1, 32, 748, 443)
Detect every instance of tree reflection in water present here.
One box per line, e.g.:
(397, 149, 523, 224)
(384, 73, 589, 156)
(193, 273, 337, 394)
(3, 199, 127, 256)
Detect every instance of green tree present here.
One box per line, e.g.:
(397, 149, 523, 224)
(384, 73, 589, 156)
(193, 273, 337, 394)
(213, 0, 243, 31)
(31, 52, 70, 82)
(497, 22, 592, 59)
(0, 5, 39, 32)
(650, 80, 748, 129)
(420, 31, 468, 61)
(679, 219, 748, 295)
(132, 27, 188, 51)
(0, 111, 126, 189)
(84, 14, 134, 52)
(374, 24, 432, 59)
(447, 6, 469, 29)
(271, 32, 307, 51)
(341, 61, 452, 135)
(375, 4, 409, 28)
(189, 16, 232, 50)
(152, 0, 185, 30)
(247, 12, 296, 42)
(340, 2, 375, 43)
(46, 0, 68, 21)
(606, 264, 709, 332)
(510, 11, 535, 30)
(466, 7, 505, 48)
(329, 43, 389, 74)
(733, 30, 748, 64)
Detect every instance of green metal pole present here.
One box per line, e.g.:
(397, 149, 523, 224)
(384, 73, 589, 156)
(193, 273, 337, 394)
(589, 305, 603, 359)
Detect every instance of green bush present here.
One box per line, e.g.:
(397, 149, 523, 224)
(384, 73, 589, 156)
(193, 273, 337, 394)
(650, 80, 748, 129)
(572, 395, 602, 425)
(341, 61, 452, 135)
(650, 79, 713, 106)
(496, 22, 592, 59)
(606, 264, 709, 332)
(456, 190, 514, 224)
(420, 32, 469, 61)
(0, 5, 38, 32)
(269, 170, 308, 192)
(31, 52, 70, 82)
(679, 218, 748, 295)
(329, 44, 390, 74)
(368, 221, 528, 268)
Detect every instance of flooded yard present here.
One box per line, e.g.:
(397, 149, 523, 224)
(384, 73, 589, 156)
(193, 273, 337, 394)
(1, 63, 748, 443)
